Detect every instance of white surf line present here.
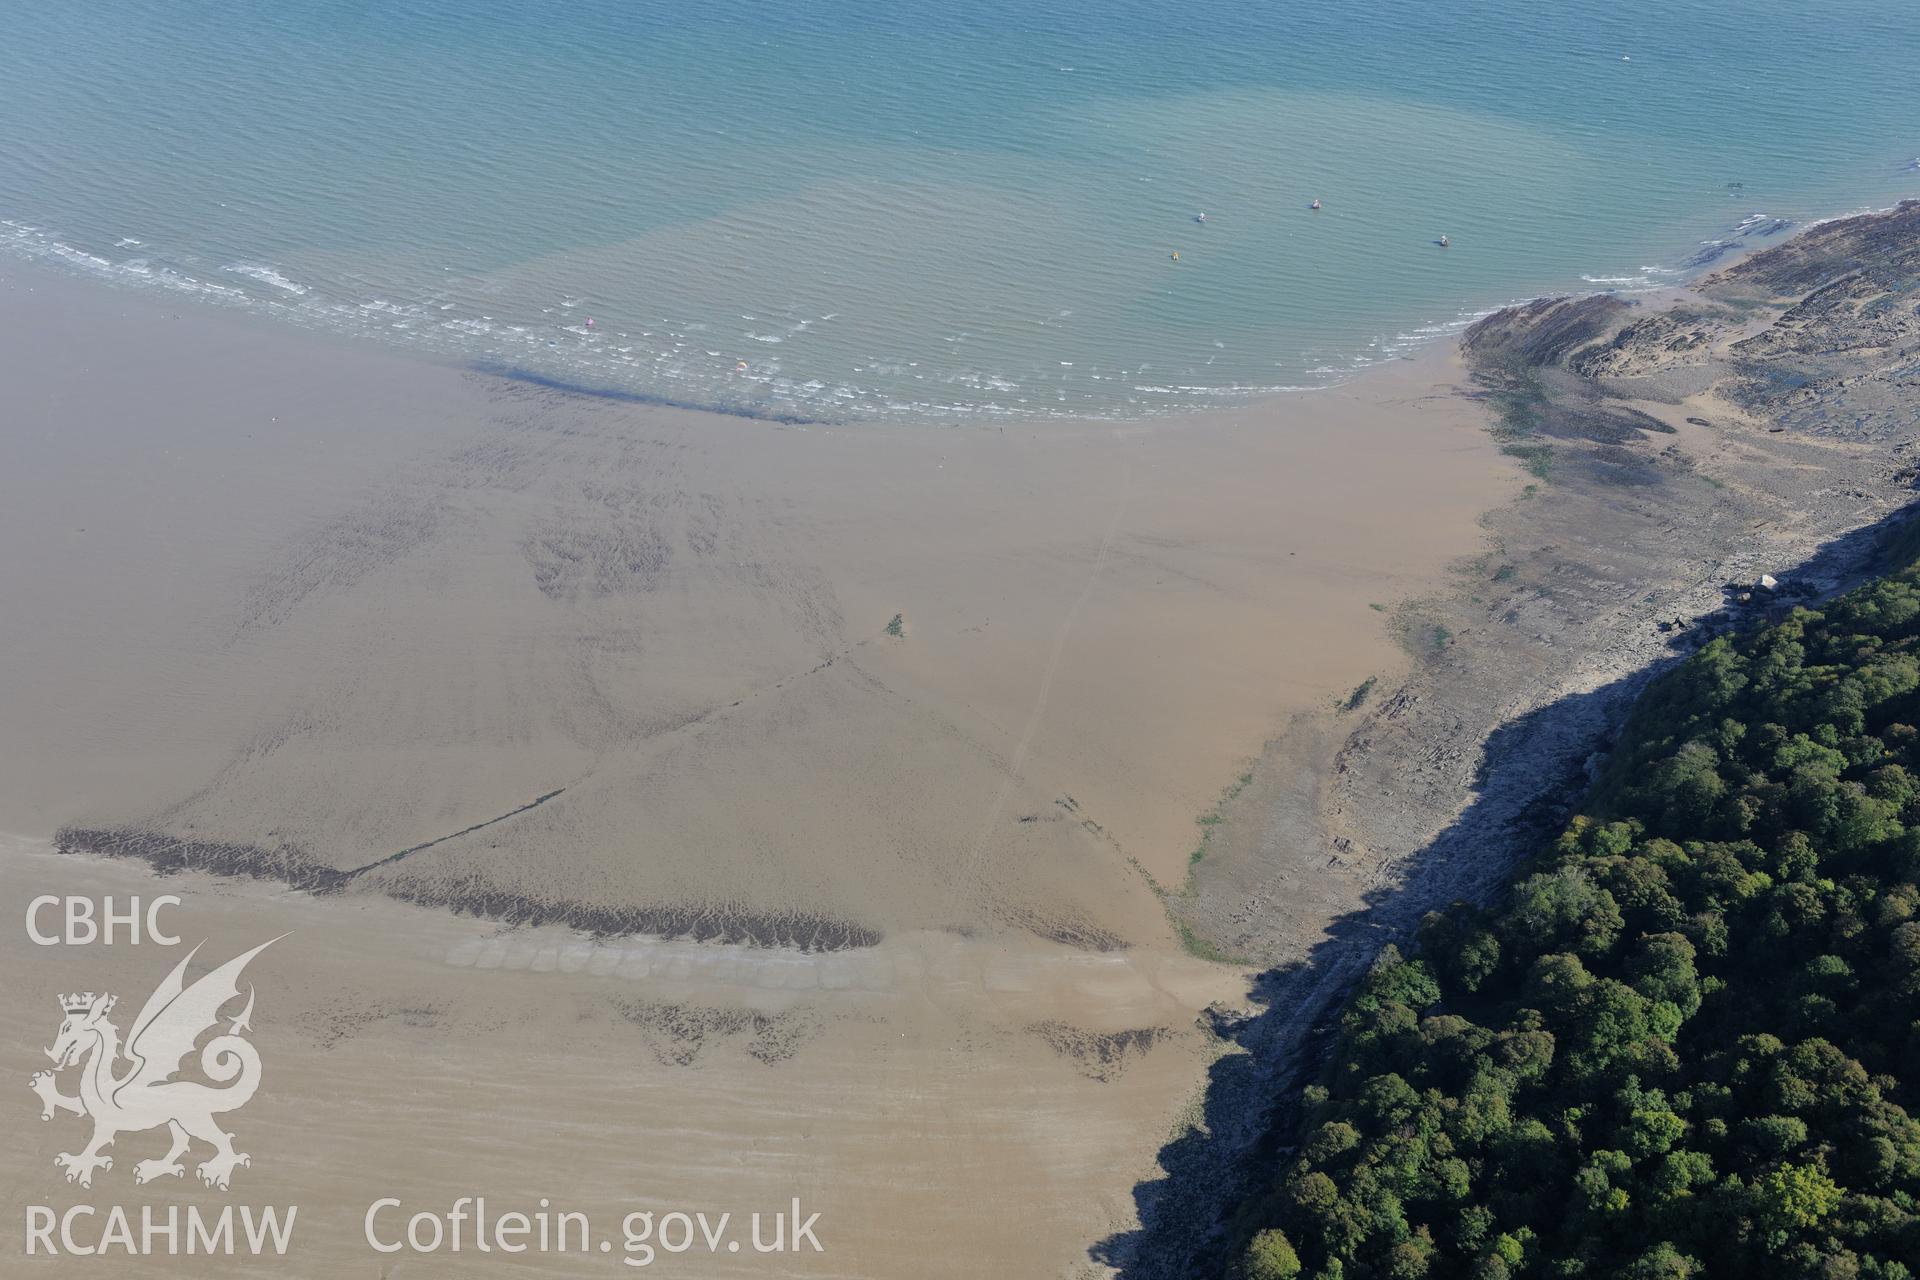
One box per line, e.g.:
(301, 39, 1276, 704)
(956, 430, 1134, 887)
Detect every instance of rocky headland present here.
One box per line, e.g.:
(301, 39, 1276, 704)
(1122, 199, 1920, 1277)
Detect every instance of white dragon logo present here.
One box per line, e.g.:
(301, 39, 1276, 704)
(28, 937, 282, 1191)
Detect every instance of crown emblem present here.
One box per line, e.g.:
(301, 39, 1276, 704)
(59, 992, 113, 1015)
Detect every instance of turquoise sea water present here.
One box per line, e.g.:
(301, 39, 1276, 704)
(2, 0, 1916, 421)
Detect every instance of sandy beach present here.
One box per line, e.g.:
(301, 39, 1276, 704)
(4, 0, 1917, 1263)
(1, 833, 1245, 1276)
(0, 263, 1513, 939)
(10, 201, 1920, 1275)
(0, 263, 1514, 1273)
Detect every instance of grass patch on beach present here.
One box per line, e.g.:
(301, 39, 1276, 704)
(1501, 441, 1555, 479)
(1342, 676, 1378, 712)
(1394, 609, 1457, 660)
(1480, 357, 1550, 435)
(1181, 767, 1255, 885)
(1477, 357, 1558, 480)
(884, 613, 904, 637)
(1174, 919, 1242, 965)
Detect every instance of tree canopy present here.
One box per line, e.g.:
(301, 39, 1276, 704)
(1238, 565, 1920, 1279)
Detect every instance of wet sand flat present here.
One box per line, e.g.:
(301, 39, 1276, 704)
(0, 265, 1512, 948)
(0, 262, 1511, 1275)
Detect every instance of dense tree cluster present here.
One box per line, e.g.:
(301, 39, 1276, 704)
(1239, 566, 1920, 1279)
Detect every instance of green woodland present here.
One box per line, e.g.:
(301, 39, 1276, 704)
(1238, 561, 1920, 1279)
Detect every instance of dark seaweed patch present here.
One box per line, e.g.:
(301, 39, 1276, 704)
(53, 826, 883, 952)
(989, 899, 1128, 953)
(378, 875, 884, 952)
(1027, 1021, 1170, 1082)
(55, 826, 349, 891)
(611, 999, 824, 1066)
(1535, 403, 1675, 445)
